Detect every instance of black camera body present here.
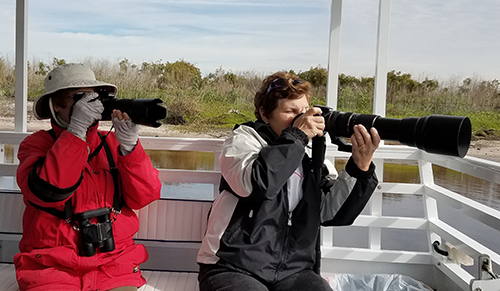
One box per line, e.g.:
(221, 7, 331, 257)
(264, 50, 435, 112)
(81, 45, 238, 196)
(74, 90, 167, 127)
(315, 105, 471, 158)
(75, 207, 115, 257)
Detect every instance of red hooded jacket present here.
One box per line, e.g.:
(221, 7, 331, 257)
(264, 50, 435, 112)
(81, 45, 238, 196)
(14, 122, 161, 291)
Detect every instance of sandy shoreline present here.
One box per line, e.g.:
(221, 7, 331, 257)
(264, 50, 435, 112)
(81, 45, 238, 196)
(0, 117, 220, 138)
(1, 117, 499, 163)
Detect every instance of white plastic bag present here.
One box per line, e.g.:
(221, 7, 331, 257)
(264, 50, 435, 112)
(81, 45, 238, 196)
(327, 274, 431, 291)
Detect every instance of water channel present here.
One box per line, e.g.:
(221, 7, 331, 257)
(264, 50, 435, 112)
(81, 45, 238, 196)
(5, 146, 499, 210)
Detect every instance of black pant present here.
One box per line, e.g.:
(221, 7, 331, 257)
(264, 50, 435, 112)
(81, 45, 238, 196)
(199, 264, 332, 291)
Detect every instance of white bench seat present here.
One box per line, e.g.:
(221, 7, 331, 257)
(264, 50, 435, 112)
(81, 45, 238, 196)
(140, 270, 199, 291)
(0, 263, 18, 291)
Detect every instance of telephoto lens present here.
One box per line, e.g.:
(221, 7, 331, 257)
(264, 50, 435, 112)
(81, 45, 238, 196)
(315, 105, 471, 158)
(73, 90, 167, 127)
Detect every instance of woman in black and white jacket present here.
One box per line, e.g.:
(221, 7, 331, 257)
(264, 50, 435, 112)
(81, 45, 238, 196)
(197, 71, 380, 291)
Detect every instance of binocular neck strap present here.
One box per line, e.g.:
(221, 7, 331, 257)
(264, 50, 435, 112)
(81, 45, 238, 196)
(28, 199, 74, 221)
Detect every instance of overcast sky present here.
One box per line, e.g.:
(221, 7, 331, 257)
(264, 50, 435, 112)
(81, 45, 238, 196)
(1, 0, 499, 81)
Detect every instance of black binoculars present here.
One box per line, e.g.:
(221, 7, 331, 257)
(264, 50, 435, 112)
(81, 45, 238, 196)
(315, 105, 471, 158)
(75, 207, 115, 257)
(74, 90, 167, 127)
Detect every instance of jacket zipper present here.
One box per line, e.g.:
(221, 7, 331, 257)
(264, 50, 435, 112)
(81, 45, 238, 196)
(101, 170, 107, 206)
(88, 159, 103, 207)
(273, 211, 293, 282)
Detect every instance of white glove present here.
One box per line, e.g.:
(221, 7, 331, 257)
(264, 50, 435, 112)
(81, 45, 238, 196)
(68, 92, 104, 140)
(113, 116, 139, 155)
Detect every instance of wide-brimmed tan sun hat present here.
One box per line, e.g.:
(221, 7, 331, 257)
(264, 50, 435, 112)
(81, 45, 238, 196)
(33, 63, 117, 120)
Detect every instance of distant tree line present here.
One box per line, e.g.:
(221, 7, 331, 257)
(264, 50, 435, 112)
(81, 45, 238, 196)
(0, 57, 499, 135)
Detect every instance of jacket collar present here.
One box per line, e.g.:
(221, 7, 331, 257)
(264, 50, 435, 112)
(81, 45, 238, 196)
(241, 119, 278, 144)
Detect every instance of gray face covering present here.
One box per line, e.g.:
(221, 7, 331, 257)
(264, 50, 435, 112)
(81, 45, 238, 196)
(48, 97, 69, 129)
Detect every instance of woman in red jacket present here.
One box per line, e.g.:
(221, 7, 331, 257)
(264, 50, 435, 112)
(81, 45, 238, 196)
(15, 63, 162, 291)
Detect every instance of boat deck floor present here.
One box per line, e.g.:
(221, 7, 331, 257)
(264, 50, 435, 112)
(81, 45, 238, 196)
(0, 263, 199, 291)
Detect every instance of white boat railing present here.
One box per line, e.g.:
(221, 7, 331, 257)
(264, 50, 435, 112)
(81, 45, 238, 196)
(1, 131, 500, 290)
(320, 143, 500, 290)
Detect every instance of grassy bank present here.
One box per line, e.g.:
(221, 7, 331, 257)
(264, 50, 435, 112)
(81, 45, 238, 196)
(1, 57, 499, 138)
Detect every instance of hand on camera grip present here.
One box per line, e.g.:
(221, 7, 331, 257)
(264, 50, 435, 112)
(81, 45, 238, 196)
(68, 92, 104, 140)
(112, 110, 139, 155)
(293, 107, 325, 140)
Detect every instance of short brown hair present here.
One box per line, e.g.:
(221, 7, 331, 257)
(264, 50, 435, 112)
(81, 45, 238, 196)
(254, 71, 311, 120)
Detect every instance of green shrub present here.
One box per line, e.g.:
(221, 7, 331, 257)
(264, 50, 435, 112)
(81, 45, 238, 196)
(1, 56, 499, 137)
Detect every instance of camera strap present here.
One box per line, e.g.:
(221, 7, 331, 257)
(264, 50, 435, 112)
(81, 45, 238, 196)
(98, 131, 123, 214)
(28, 129, 123, 222)
(311, 135, 326, 275)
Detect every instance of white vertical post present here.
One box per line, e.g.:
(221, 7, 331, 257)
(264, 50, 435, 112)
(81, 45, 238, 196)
(326, 0, 342, 109)
(419, 160, 441, 254)
(15, 0, 28, 133)
(213, 150, 221, 199)
(0, 144, 5, 189)
(419, 160, 437, 220)
(13, 145, 20, 190)
(373, 0, 391, 117)
(368, 1, 390, 249)
(0, 145, 4, 164)
(368, 159, 384, 250)
(322, 226, 333, 248)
